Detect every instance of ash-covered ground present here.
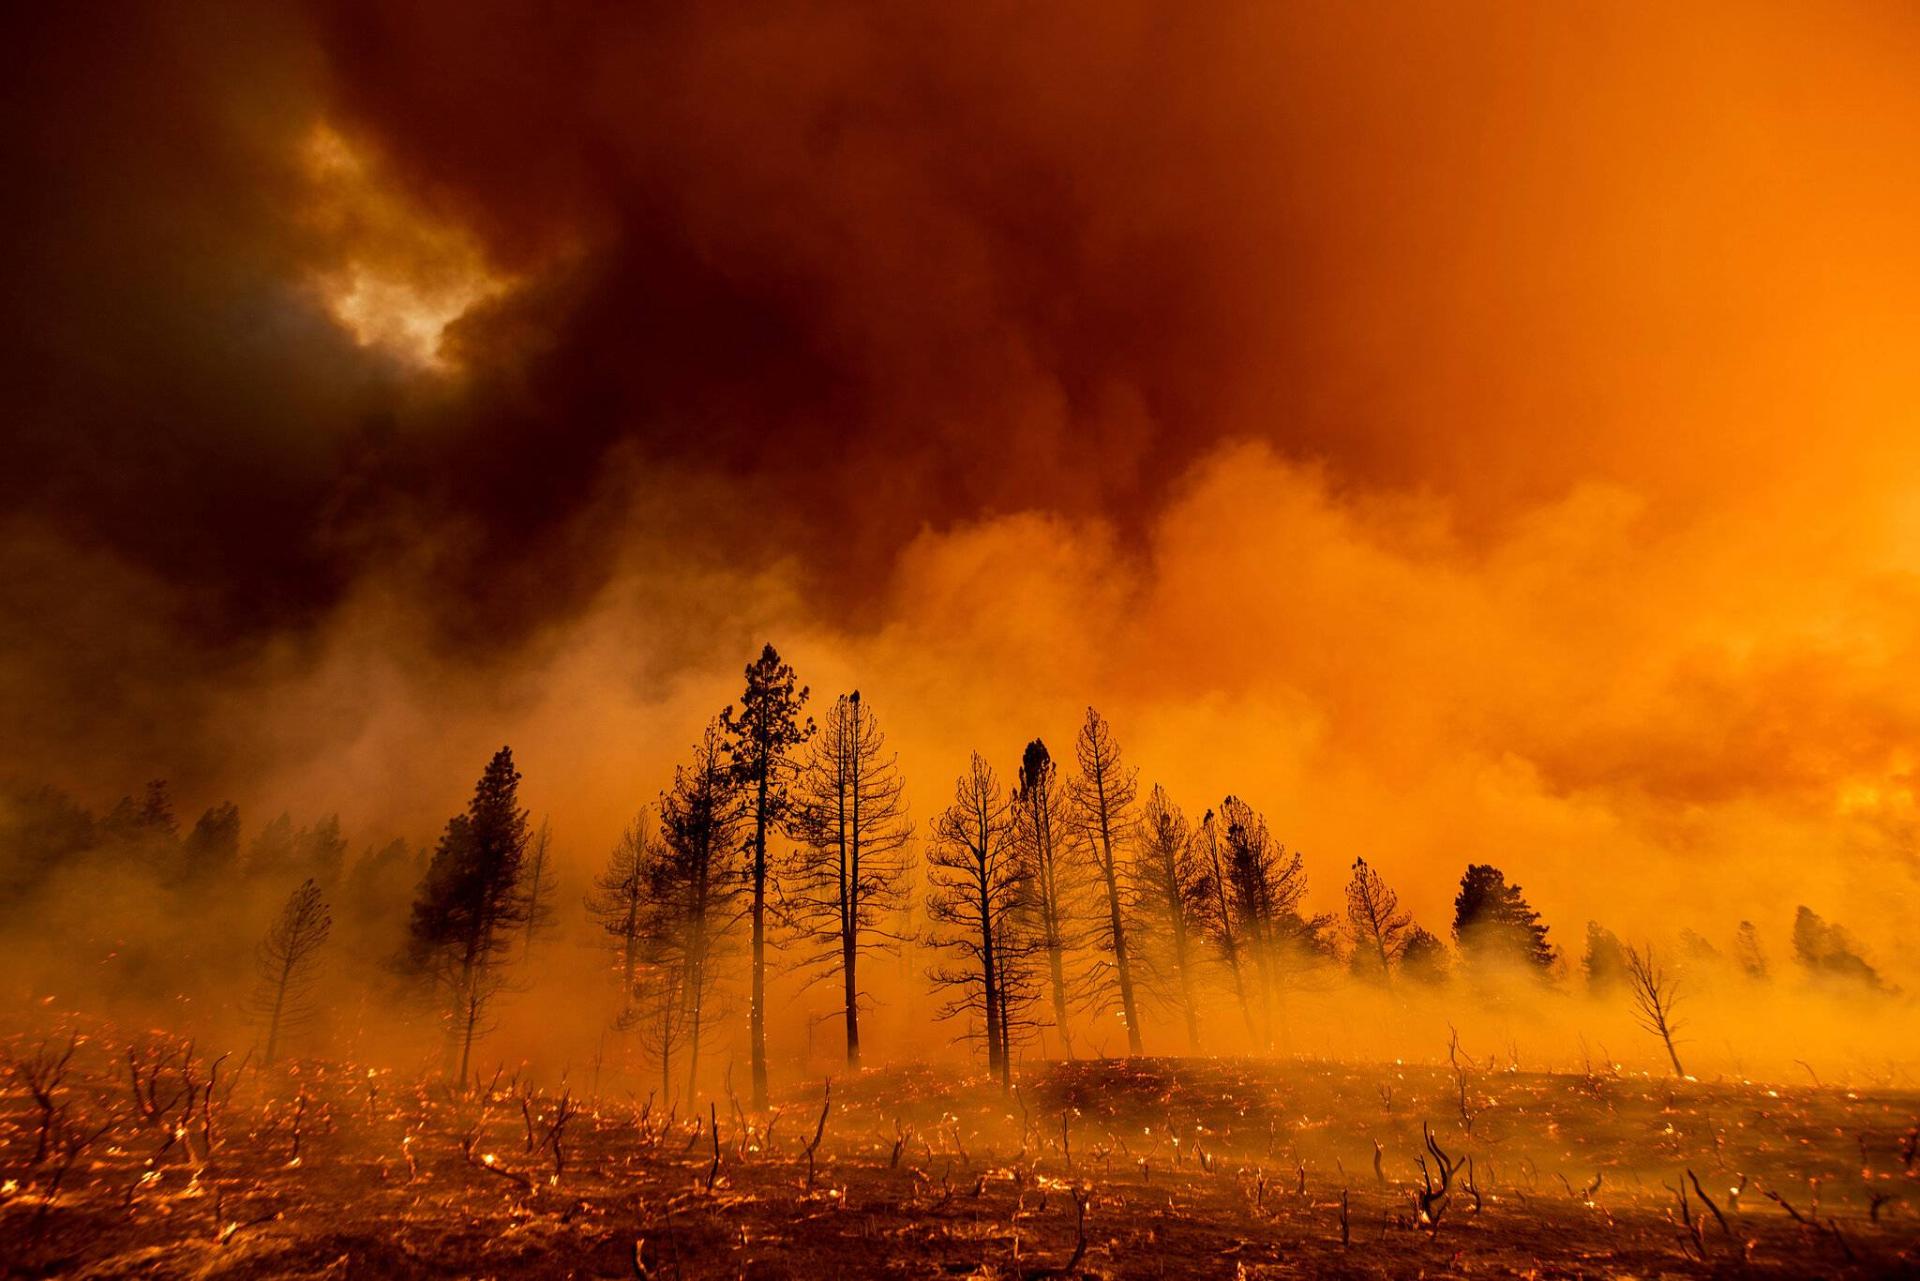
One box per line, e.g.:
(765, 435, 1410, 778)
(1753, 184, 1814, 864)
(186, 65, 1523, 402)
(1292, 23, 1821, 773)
(4, 1032, 1917, 1279)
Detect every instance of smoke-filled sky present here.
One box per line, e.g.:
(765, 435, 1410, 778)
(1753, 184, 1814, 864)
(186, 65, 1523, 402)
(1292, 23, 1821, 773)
(5, 2, 1920, 967)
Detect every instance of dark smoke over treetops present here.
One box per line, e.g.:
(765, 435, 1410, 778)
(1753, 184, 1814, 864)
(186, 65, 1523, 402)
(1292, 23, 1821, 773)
(6, 3, 1920, 850)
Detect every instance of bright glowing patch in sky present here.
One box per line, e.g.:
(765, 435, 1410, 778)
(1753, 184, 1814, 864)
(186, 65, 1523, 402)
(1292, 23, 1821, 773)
(300, 124, 506, 370)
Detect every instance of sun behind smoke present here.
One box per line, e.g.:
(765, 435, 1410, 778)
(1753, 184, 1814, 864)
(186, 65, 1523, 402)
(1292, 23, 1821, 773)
(299, 123, 506, 370)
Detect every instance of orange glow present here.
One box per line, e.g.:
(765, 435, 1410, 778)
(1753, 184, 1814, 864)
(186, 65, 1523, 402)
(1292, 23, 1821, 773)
(299, 124, 506, 369)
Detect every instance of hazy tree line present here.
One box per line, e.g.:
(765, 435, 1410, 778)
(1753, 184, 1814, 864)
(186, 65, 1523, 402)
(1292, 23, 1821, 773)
(560, 645, 1903, 1102)
(0, 642, 1902, 1092)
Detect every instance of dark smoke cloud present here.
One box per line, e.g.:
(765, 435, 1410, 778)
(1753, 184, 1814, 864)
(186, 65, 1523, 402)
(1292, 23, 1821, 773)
(5, 1, 1920, 825)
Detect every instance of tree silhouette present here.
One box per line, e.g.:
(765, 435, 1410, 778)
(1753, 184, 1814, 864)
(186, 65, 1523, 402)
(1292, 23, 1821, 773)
(296, 815, 348, 885)
(1792, 906, 1887, 993)
(136, 780, 177, 838)
(407, 747, 534, 1084)
(787, 691, 911, 1068)
(180, 801, 240, 885)
(1733, 919, 1769, 980)
(1582, 922, 1630, 996)
(0, 783, 95, 913)
(658, 721, 744, 1103)
(252, 878, 331, 1065)
(1624, 943, 1686, 1076)
(1066, 708, 1143, 1055)
(1218, 796, 1327, 1048)
(720, 644, 813, 1110)
(1399, 927, 1451, 985)
(1195, 808, 1257, 1040)
(102, 780, 178, 878)
(1132, 785, 1210, 1052)
(925, 752, 1028, 1085)
(1012, 739, 1087, 1059)
(1344, 857, 1413, 988)
(1451, 864, 1555, 975)
(587, 810, 689, 1101)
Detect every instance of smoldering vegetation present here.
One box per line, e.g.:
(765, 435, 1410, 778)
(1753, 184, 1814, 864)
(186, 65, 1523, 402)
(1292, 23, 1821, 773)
(3, 646, 1918, 1276)
(1, 1026, 1916, 1277)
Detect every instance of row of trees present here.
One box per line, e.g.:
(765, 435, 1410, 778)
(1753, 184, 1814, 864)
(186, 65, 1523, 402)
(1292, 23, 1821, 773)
(1583, 906, 1888, 997)
(0, 777, 382, 905)
(490, 643, 1885, 1105)
(575, 655, 914, 1109)
(11, 642, 1891, 1086)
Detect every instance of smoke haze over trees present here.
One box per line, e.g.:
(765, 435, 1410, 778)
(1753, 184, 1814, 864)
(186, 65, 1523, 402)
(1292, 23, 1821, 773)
(3, 4, 1920, 1108)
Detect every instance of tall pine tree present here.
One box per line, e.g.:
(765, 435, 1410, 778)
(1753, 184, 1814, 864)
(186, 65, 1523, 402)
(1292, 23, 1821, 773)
(1451, 863, 1556, 976)
(720, 645, 812, 1110)
(407, 747, 533, 1084)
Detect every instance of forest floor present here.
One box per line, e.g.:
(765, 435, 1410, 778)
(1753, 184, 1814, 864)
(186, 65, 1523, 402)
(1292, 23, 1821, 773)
(3, 1035, 1918, 1279)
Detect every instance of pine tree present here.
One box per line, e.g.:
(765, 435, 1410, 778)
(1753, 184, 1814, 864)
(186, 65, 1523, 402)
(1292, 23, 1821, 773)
(138, 780, 177, 838)
(658, 721, 744, 1103)
(788, 691, 910, 1068)
(294, 815, 347, 885)
(1792, 906, 1886, 993)
(1344, 857, 1413, 987)
(1399, 927, 1450, 985)
(0, 784, 95, 912)
(1012, 739, 1084, 1059)
(252, 879, 332, 1065)
(407, 747, 534, 1084)
(720, 644, 813, 1110)
(1066, 708, 1143, 1055)
(1132, 785, 1210, 1052)
(1218, 796, 1326, 1048)
(247, 813, 298, 880)
(104, 780, 178, 878)
(1733, 920, 1769, 980)
(1451, 863, 1555, 975)
(180, 802, 241, 884)
(1582, 922, 1630, 995)
(925, 752, 1027, 1085)
(1196, 808, 1257, 1040)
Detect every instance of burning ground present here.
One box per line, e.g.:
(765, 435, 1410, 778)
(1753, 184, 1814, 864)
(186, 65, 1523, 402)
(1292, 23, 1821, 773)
(4, 1021, 1916, 1279)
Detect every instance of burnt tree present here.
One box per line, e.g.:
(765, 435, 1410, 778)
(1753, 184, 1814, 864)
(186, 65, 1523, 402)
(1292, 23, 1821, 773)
(252, 878, 332, 1065)
(1344, 857, 1413, 988)
(925, 752, 1028, 1085)
(1012, 739, 1086, 1059)
(1066, 707, 1143, 1055)
(788, 691, 911, 1068)
(1133, 785, 1210, 1053)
